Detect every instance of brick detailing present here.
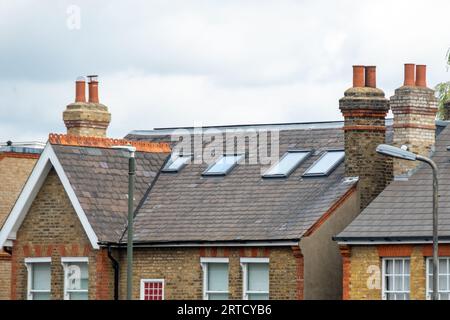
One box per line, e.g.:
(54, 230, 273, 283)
(48, 133, 171, 153)
(376, 244, 413, 257)
(390, 86, 438, 176)
(346, 244, 450, 300)
(422, 244, 450, 256)
(339, 245, 351, 300)
(339, 86, 392, 209)
(63, 100, 111, 137)
(0, 152, 40, 160)
(291, 246, 304, 300)
(10, 169, 114, 300)
(120, 246, 299, 300)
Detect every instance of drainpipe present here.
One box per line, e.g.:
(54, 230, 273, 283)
(107, 245, 119, 300)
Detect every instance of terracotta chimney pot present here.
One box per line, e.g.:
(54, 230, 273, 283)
(75, 76, 86, 103)
(365, 66, 376, 88)
(88, 75, 99, 103)
(352, 65, 365, 88)
(403, 64, 415, 86)
(415, 65, 427, 87)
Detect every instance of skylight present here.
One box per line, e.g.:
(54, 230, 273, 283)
(262, 150, 311, 178)
(162, 154, 191, 172)
(202, 155, 243, 176)
(302, 150, 344, 177)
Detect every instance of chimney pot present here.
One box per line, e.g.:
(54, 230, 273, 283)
(415, 65, 427, 87)
(365, 66, 376, 88)
(87, 75, 99, 103)
(404, 63, 415, 86)
(352, 65, 365, 87)
(75, 76, 86, 103)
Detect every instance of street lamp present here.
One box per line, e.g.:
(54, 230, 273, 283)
(376, 144, 439, 300)
(112, 145, 137, 300)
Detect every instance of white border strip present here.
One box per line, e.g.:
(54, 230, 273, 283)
(337, 240, 450, 246)
(240, 257, 270, 263)
(24, 257, 51, 263)
(140, 279, 165, 300)
(126, 241, 298, 248)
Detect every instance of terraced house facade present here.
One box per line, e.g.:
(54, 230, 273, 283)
(335, 64, 450, 300)
(0, 63, 447, 300)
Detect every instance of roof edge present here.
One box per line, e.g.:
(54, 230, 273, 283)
(99, 239, 300, 248)
(49, 133, 171, 153)
(0, 143, 100, 250)
(303, 183, 358, 237)
(334, 235, 450, 245)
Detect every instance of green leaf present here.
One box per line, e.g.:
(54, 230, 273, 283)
(435, 81, 450, 119)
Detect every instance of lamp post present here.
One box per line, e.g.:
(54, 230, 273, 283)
(376, 144, 439, 300)
(112, 145, 137, 300)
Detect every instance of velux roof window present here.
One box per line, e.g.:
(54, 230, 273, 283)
(302, 150, 344, 177)
(162, 154, 191, 173)
(202, 154, 243, 176)
(262, 150, 311, 178)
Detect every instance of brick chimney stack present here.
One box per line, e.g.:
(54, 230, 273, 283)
(339, 65, 392, 209)
(63, 76, 111, 137)
(390, 64, 438, 177)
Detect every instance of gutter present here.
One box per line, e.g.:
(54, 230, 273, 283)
(107, 245, 119, 300)
(99, 240, 299, 248)
(334, 236, 450, 245)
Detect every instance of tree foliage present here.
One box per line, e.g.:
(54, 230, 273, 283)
(436, 48, 450, 119)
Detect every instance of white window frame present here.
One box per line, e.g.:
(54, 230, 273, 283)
(140, 279, 165, 300)
(425, 257, 450, 300)
(24, 257, 51, 300)
(381, 258, 410, 300)
(61, 257, 89, 300)
(200, 257, 229, 300)
(240, 257, 270, 300)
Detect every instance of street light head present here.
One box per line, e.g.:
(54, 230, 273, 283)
(111, 145, 137, 157)
(376, 144, 417, 161)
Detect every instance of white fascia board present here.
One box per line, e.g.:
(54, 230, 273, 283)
(127, 241, 299, 248)
(24, 257, 51, 263)
(200, 257, 229, 263)
(0, 143, 100, 250)
(240, 257, 270, 263)
(337, 240, 450, 246)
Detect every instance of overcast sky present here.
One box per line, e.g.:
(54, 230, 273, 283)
(1, 0, 449, 142)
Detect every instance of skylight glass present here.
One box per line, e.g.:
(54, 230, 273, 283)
(202, 155, 243, 176)
(302, 150, 344, 177)
(162, 154, 191, 172)
(262, 151, 311, 178)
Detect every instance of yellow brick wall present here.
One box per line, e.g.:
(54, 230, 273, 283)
(118, 246, 300, 300)
(348, 246, 381, 300)
(0, 155, 37, 300)
(11, 169, 114, 300)
(0, 156, 37, 226)
(347, 245, 441, 300)
(410, 246, 426, 300)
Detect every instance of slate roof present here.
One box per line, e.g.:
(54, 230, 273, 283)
(124, 122, 361, 244)
(336, 122, 450, 243)
(51, 144, 169, 242)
